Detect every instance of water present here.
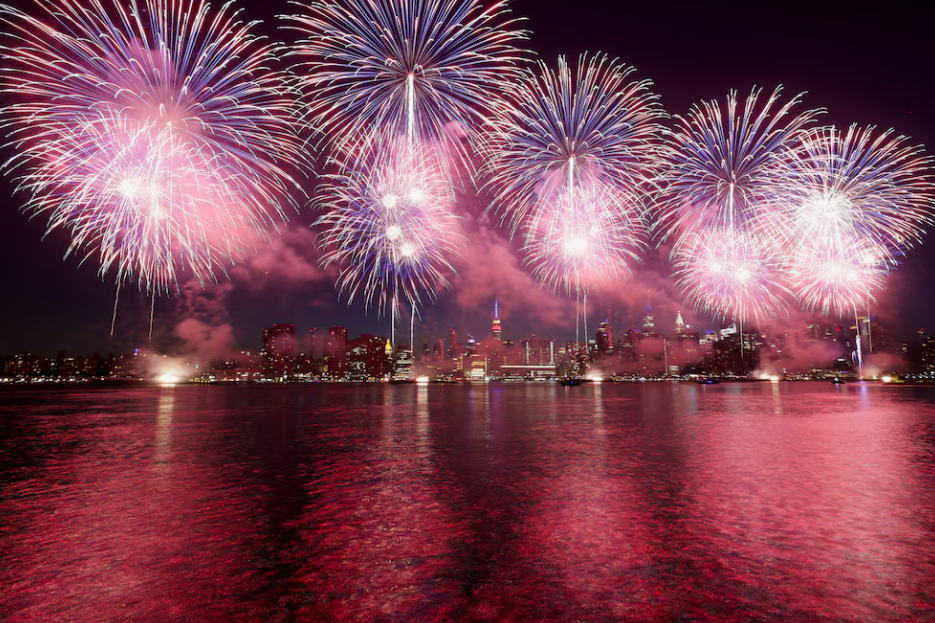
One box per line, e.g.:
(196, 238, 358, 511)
(2, 382, 935, 621)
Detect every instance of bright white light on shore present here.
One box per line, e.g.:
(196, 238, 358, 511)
(416, 375, 430, 384)
(588, 375, 603, 383)
(882, 375, 893, 383)
(769, 375, 780, 382)
(158, 374, 179, 385)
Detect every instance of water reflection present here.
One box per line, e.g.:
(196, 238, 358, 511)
(154, 388, 174, 466)
(0, 383, 933, 621)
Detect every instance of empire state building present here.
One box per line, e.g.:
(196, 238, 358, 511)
(492, 300, 502, 341)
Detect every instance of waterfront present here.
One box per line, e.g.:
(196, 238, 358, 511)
(2, 383, 934, 621)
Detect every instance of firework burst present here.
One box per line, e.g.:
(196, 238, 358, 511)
(672, 227, 789, 321)
(316, 137, 461, 316)
(282, 0, 527, 161)
(770, 123, 934, 327)
(522, 181, 647, 295)
(0, 0, 306, 293)
(483, 53, 664, 237)
(774, 125, 935, 307)
(659, 87, 819, 322)
(785, 237, 889, 316)
(659, 87, 818, 238)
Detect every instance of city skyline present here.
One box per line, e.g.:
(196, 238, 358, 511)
(7, 296, 934, 383)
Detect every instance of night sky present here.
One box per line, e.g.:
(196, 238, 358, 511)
(1, 0, 933, 358)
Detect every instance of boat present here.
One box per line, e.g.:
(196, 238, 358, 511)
(696, 377, 720, 385)
(831, 377, 845, 385)
(559, 377, 581, 386)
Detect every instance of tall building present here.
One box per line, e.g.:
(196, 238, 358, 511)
(597, 320, 613, 354)
(448, 328, 458, 359)
(492, 299, 502, 341)
(309, 327, 318, 359)
(326, 327, 348, 377)
(393, 343, 415, 379)
(642, 303, 655, 336)
(262, 323, 295, 379)
(385, 339, 394, 373)
(675, 311, 686, 335)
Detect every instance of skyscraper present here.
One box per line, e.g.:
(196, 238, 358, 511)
(492, 299, 502, 341)
(597, 320, 613, 354)
(675, 311, 686, 335)
(448, 328, 458, 359)
(642, 303, 655, 336)
(326, 327, 348, 377)
(262, 323, 295, 379)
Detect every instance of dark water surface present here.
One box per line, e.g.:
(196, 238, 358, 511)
(2, 382, 935, 621)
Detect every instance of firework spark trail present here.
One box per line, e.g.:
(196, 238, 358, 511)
(659, 87, 819, 324)
(282, 0, 528, 165)
(315, 136, 461, 321)
(0, 0, 307, 293)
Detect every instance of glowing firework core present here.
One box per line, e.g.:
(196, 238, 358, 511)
(564, 236, 589, 257)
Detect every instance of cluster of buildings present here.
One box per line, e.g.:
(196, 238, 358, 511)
(4, 301, 935, 384)
(140, 302, 935, 383)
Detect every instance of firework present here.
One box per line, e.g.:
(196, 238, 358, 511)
(316, 136, 461, 316)
(522, 181, 647, 295)
(659, 87, 819, 321)
(282, 0, 527, 160)
(775, 125, 935, 316)
(659, 87, 818, 238)
(785, 236, 889, 316)
(484, 54, 664, 238)
(672, 227, 789, 321)
(0, 0, 306, 293)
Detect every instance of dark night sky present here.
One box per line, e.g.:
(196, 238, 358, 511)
(1, 0, 933, 357)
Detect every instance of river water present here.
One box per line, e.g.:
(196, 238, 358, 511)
(1, 382, 934, 621)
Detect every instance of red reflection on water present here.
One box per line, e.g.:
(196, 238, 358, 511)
(0, 388, 262, 621)
(682, 383, 934, 620)
(289, 386, 464, 620)
(1, 383, 934, 621)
